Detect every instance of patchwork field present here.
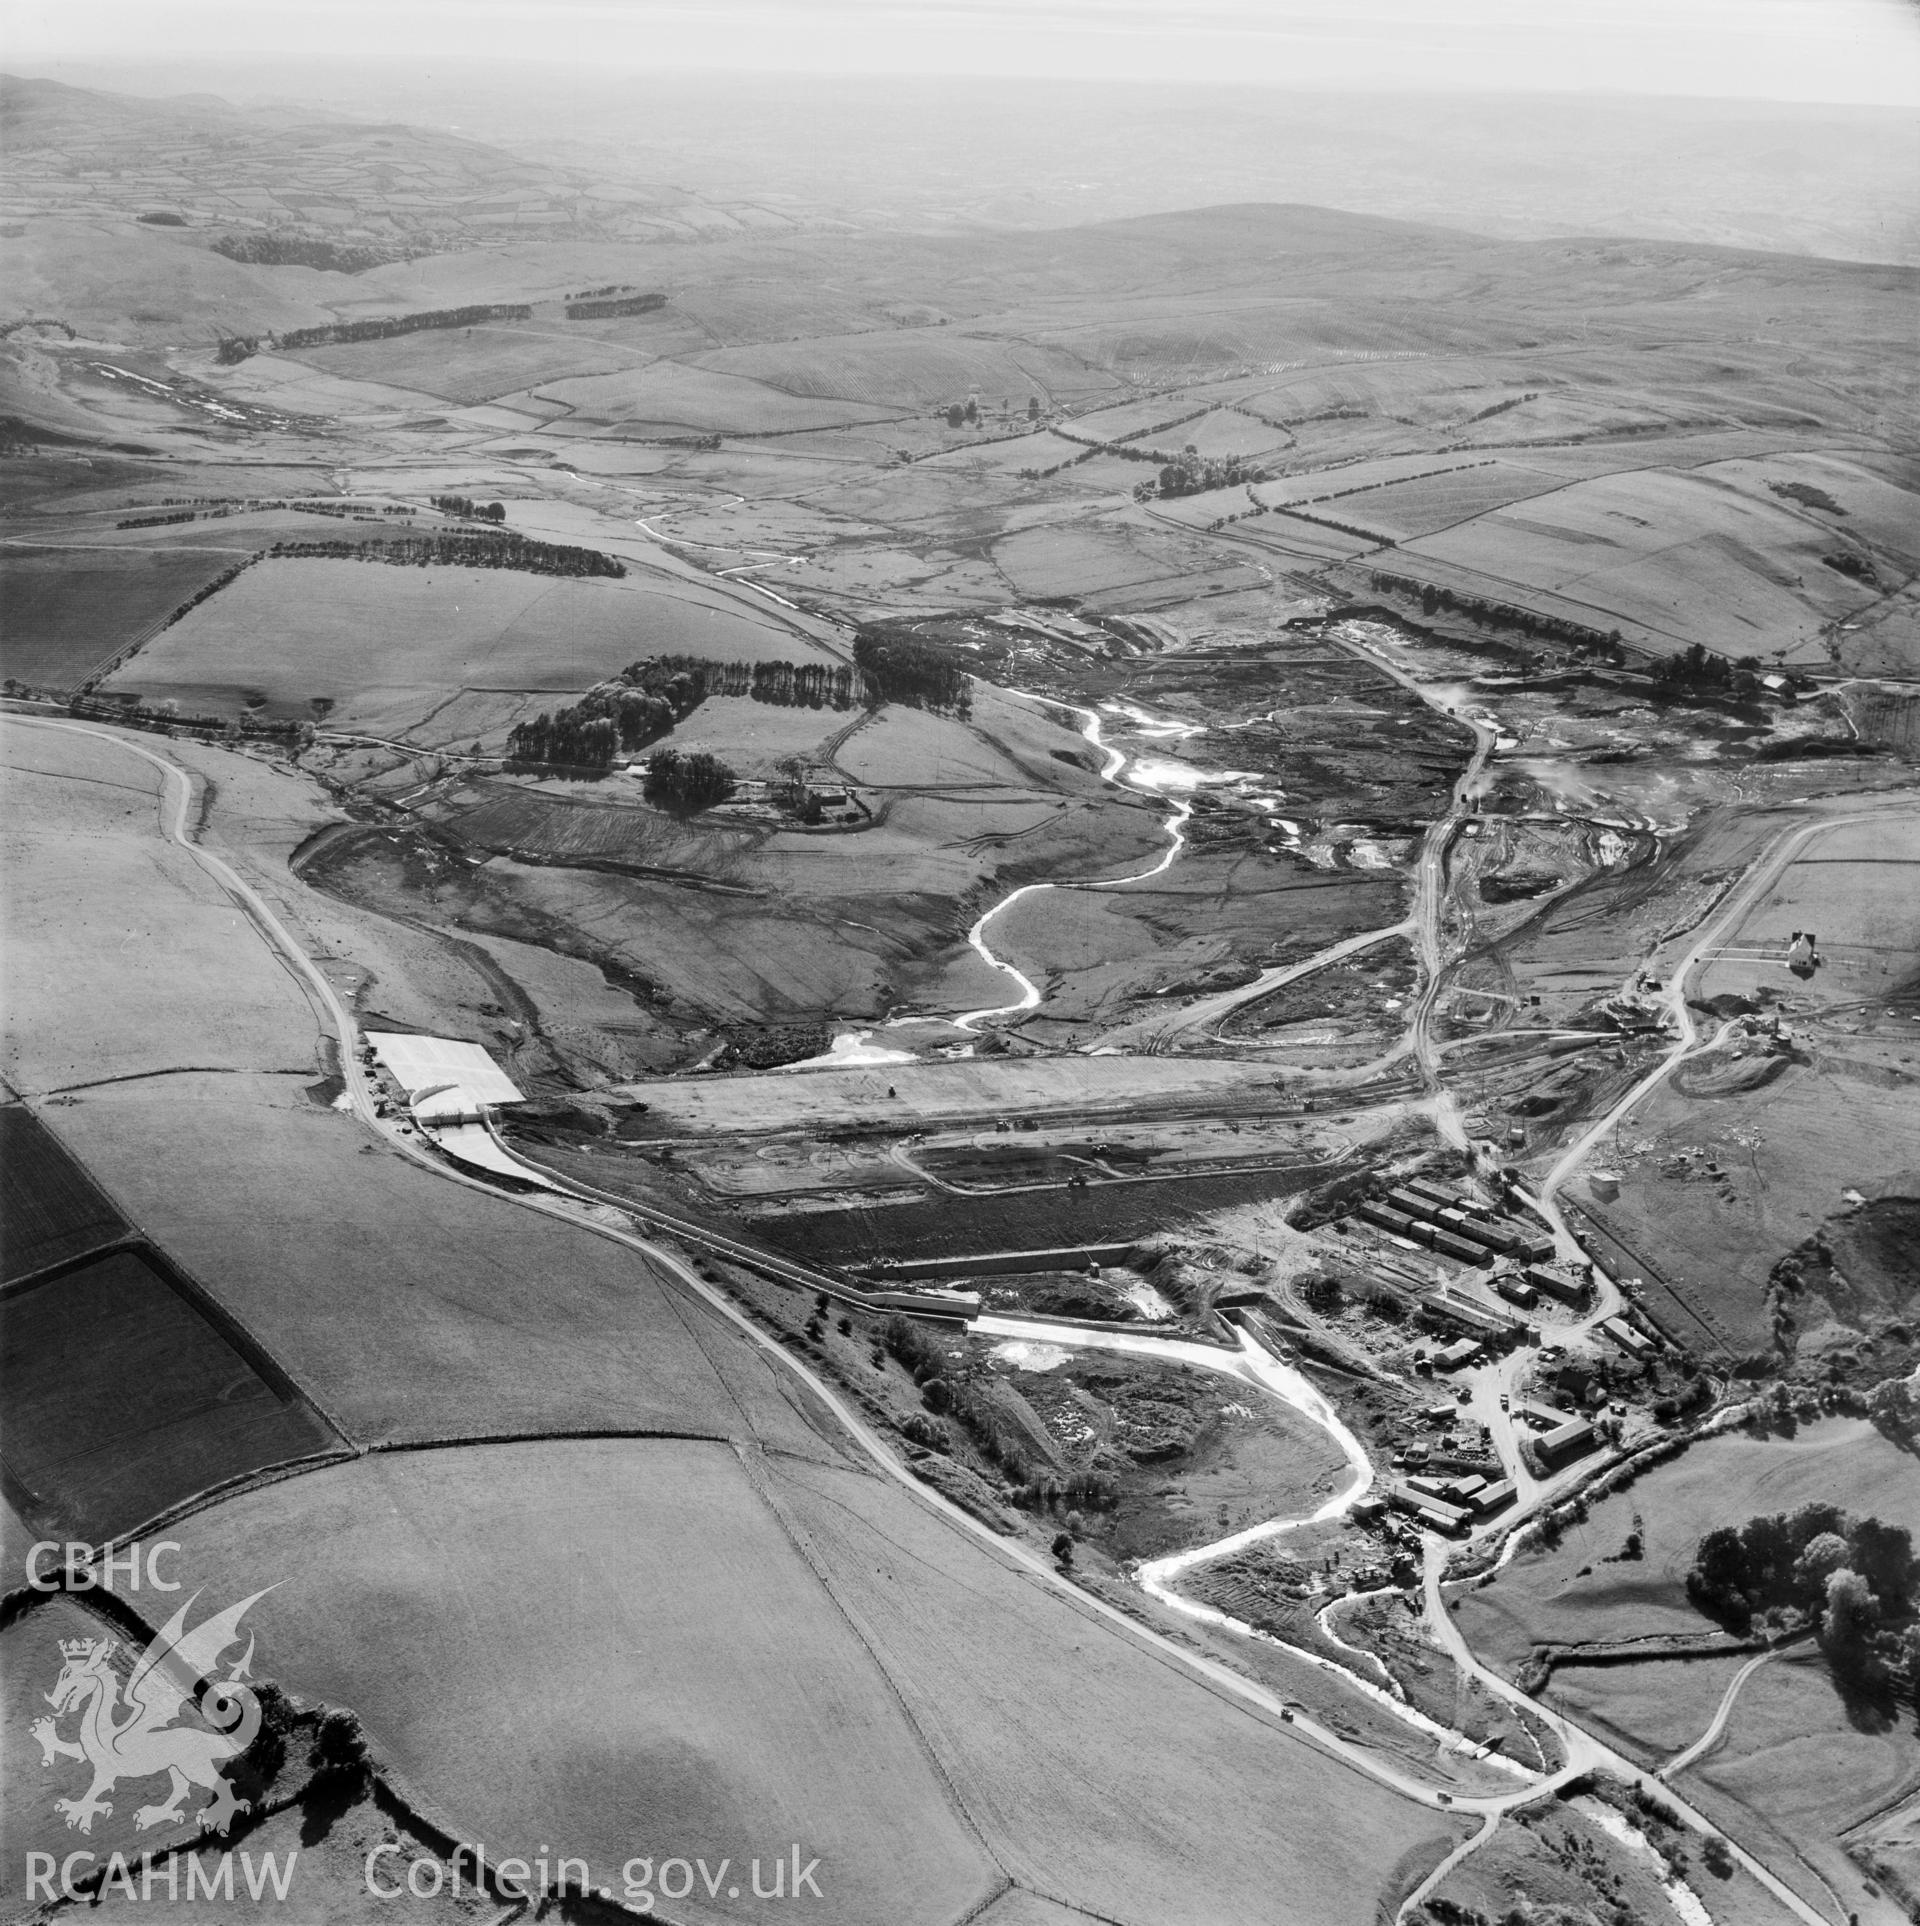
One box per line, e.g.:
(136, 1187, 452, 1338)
(101, 557, 817, 725)
(535, 362, 902, 433)
(0, 1242, 344, 1543)
(0, 1100, 129, 1283)
(695, 331, 1113, 411)
(1399, 466, 1890, 661)
(6, 118, 1920, 1926)
(992, 518, 1261, 601)
(41, 1071, 844, 1460)
(293, 316, 702, 406)
(0, 540, 255, 692)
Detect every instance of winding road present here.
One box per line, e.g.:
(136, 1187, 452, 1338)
(14, 700, 1862, 1926)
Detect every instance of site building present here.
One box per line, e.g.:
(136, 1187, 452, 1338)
(1534, 1416, 1598, 1467)
(1525, 1265, 1586, 1306)
(1599, 1315, 1655, 1359)
(1387, 1486, 1472, 1534)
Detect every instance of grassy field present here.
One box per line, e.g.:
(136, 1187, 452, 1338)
(0, 1244, 344, 1543)
(992, 518, 1258, 600)
(166, 1438, 999, 1926)
(1543, 1652, 1750, 1766)
(1401, 467, 1886, 661)
(43, 1071, 846, 1460)
(1683, 1649, 1920, 1914)
(772, 1452, 1461, 1925)
(695, 330, 1110, 411)
(294, 316, 701, 406)
(538, 361, 902, 433)
(1, 721, 322, 1096)
(0, 1594, 198, 1880)
(1455, 1419, 1920, 1677)
(100, 558, 809, 724)
(0, 541, 256, 692)
(0, 1101, 130, 1283)
(1324, 458, 1571, 540)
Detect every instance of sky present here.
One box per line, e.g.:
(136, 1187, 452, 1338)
(7, 0, 1920, 105)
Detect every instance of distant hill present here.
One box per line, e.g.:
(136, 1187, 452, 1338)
(0, 72, 734, 256)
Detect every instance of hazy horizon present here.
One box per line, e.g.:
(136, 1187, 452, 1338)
(7, 0, 1920, 107)
(11, 57, 1914, 266)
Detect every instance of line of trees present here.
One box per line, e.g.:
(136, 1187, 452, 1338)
(268, 532, 625, 578)
(1368, 568, 1625, 654)
(1249, 500, 1381, 542)
(1462, 392, 1538, 424)
(744, 659, 863, 707)
(212, 233, 403, 274)
(1310, 458, 1496, 504)
(274, 304, 533, 351)
(159, 556, 260, 631)
(432, 495, 507, 522)
(565, 292, 666, 320)
(852, 630, 971, 714)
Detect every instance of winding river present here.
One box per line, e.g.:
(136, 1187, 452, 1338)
(953, 693, 1206, 1030)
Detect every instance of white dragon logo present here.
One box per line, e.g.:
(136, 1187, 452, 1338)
(32, 1589, 271, 1837)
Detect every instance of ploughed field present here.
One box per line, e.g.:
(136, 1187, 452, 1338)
(0, 1243, 344, 1548)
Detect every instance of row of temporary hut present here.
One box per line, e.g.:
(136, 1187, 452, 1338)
(1358, 1178, 1555, 1269)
